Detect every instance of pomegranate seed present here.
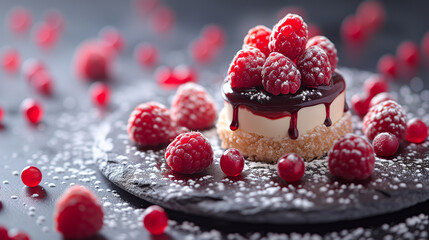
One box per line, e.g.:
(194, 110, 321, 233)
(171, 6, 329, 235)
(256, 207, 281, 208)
(397, 41, 420, 69)
(34, 22, 59, 49)
(90, 82, 111, 107)
(220, 148, 245, 177)
(22, 59, 46, 83)
(135, 43, 158, 68)
(21, 98, 43, 124)
(377, 54, 398, 79)
(307, 23, 323, 39)
(44, 9, 65, 32)
(364, 75, 389, 98)
(150, 5, 174, 34)
(351, 93, 370, 117)
(99, 26, 125, 54)
(369, 92, 395, 109)
(373, 132, 399, 157)
(142, 205, 168, 235)
(33, 70, 53, 96)
(356, 0, 385, 34)
(277, 153, 305, 182)
(1, 47, 21, 73)
(422, 32, 429, 60)
(10, 232, 30, 240)
(406, 118, 428, 143)
(200, 24, 225, 49)
(341, 15, 366, 45)
(21, 166, 42, 187)
(8, 7, 32, 34)
(0, 226, 9, 239)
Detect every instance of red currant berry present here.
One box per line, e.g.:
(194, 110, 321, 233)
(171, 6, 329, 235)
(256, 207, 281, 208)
(373, 132, 399, 157)
(21, 98, 43, 124)
(351, 93, 370, 118)
(21, 166, 42, 187)
(277, 153, 305, 182)
(44, 9, 65, 32)
(220, 148, 245, 177)
(8, 7, 32, 34)
(341, 15, 366, 44)
(406, 118, 428, 143)
(135, 43, 158, 68)
(142, 205, 168, 235)
(90, 82, 111, 107)
(34, 22, 59, 49)
(99, 26, 125, 54)
(33, 70, 53, 96)
(10, 232, 30, 240)
(377, 54, 398, 79)
(1, 47, 21, 73)
(397, 41, 420, 69)
(364, 75, 389, 98)
(0, 226, 9, 240)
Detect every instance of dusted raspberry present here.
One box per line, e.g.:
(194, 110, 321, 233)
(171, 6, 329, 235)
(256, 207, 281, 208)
(341, 15, 366, 44)
(377, 54, 398, 79)
(10, 232, 30, 240)
(21, 166, 42, 187)
(33, 70, 54, 96)
(406, 118, 428, 143)
(396, 41, 420, 69)
(135, 43, 158, 68)
(1, 47, 21, 73)
(142, 205, 168, 235)
(127, 102, 175, 146)
(277, 153, 305, 182)
(74, 40, 113, 80)
(243, 25, 272, 56)
(165, 132, 213, 174)
(8, 7, 32, 34)
(90, 82, 111, 107)
(201, 24, 225, 49)
(356, 0, 385, 33)
(171, 83, 216, 130)
(328, 134, 375, 180)
(297, 46, 332, 88)
(373, 132, 399, 157)
(220, 148, 245, 177)
(262, 52, 301, 95)
(364, 75, 389, 98)
(351, 93, 370, 118)
(227, 47, 265, 89)
(269, 14, 308, 60)
(306, 36, 338, 70)
(22, 59, 46, 83)
(369, 92, 395, 109)
(21, 98, 43, 124)
(54, 185, 104, 239)
(99, 26, 125, 53)
(34, 22, 59, 49)
(363, 100, 407, 141)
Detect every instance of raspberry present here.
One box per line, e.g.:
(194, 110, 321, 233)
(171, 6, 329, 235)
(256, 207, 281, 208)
(0, 226, 10, 240)
(90, 82, 111, 107)
(135, 43, 158, 68)
(54, 185, 103, 239)
(277, 153, 305, 182)
(243, 25, 272, 56)
(341, 15, 366, 44)
(363, 100, 407, 141)
(171, 83, 216, 130)
(406, 118, 428, 144)
(34, 22, 59, 49)
(150, 6, 174, 34)
(33, 70, 53, 96)
(74, 40, 113, 81)
(377, 54, 398, 79)
(220, 148, 245, 177)
(127, 102, 176, 147)
(8, 7, 32, 34)
(356, 0, 385, 34)
(297, 46, 332, 88)
(172, 65, 198, 87)
(99, 26, 125, 54)
(351, 93, 370, 118)
(363, 75, 389, 98)
(155, 65, 197, 89)
(201, 24, 225, 49)
(307, 23, 322, 39)
(165, 132, 213, 174)
(328, 134, 375, 180)
(21, 98, 43, 124)
(22, 59, 46, 83)
(306, 36, 338, 70)
(142, 205, 168, 235)
(227, 47, 265, 89)
(1, 47, 21, 73)
(10, 232, 30, 240)
(369, 92, 395, 109)
(396, 41, 420, 69)
(21, 166, 42, 187)
(262, 52, 301, 95)
(373, 132, 399, 157)
(269, 14, 308, 60)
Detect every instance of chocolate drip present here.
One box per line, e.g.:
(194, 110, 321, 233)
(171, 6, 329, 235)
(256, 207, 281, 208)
(344, 101, 349, 112)
(288, 112, 298, 140)
(324, 103, 332, 127)
(230, 105, 239, 131)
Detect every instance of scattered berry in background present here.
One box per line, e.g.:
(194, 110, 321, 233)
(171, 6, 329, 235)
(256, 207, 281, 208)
(373, 132, 399, 157)
(190, 24, 225, 63)
(297, 46, 332, 88)
(21, 166, 42, 187)
(356, 0, 385, 35)
(277, 153, 305, 182)
(9, 231, 31, 240)
(396, 41, 420, 70)
(1, 47, 21, 73)
(135, 43, 159, 68)
(142, 205, 168, 235)
(220, 148, 245, 177)
(228, 47, 265, 89)
(201, 24, 225, 50)
(351, 93, 370, 118)
(21, 98, 43, 124)
(262, 52, 301, 95)
(99, 26, 125, 54)
(34, 22, 59, 49)
(54, 185, 104, 239)
(406, 118, 428, 144)
(8, 6, 32, 34)
(155, 65, 197, 89)
(341, 15, 366, 45)
(22, 58, 46, 83)
(90, 82, 111, 107)
(32, 70, 54, 96)
(74, 40, 113, 80)
(363, 75, 389, 98)
(377, 54, 398, 79)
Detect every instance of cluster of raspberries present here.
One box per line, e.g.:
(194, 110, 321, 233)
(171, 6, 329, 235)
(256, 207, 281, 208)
(228, 14, 338, 95)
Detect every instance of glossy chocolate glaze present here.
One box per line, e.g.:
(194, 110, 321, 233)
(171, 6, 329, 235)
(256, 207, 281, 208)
(222, 72, 347, 139)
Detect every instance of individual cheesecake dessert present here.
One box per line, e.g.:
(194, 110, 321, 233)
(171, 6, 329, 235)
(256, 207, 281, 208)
(216, 14, 352, 163)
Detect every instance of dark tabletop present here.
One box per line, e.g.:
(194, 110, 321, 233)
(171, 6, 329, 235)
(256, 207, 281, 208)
(1, 0, 429, 239)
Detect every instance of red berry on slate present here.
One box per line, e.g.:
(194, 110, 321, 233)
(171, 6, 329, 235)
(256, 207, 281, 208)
(220, 148, 245, 177)
(8, 7, 32, 34)
(142, 205, 168, 235)
(54, 185, 103, 239)
(201, 24, 225, 49)
(172, 65, 198, 86)
(277, 153, 305, 182)
(150, 5, 174, 34)
(99, 26, 125, 53)
(135, 43, 158, 68)
(422, 32, 429, 60)
(34, 22, 59, 49)
(397, 41, 420, 69)
(90, 82, 111, 107)
(341, 15, 366, 44)
(44, 9, 65, 32)
(1, 47, 21, 73)
(406, 118, 428, 144)
(377, 54, 398, 79)
(10, 232, 30, 240)
(363, 100, 407, 141)
(262, 52, 301, 95)
(351, 93, 370, 118)
(269, 14, 308, 60)
(33, 70, 54, 96)
(356, 0, 385, 34)
(243, 25, 272, 56)
(22, 59, 46, 83)
(155, 65, 197, 89)
(328, 134, 375, 180)
(297, 46, 332, 88)
(306, 35, 338, 70)
(307, 23, 322, 39)
(165, 132, 213, 174)
(21, 166, 42, 187)
(21, 98, 43, 124)
(227, 47, 265, 89)
(364, 75, 389, 98)
(373, 132, 399, 157)
(369, 92, 395, 109)
(74, 40, 112, 80)
(0, 226, 9, 240)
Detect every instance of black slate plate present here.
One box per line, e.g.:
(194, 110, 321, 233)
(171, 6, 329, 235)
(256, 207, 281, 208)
(94, 68, 429, 224)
